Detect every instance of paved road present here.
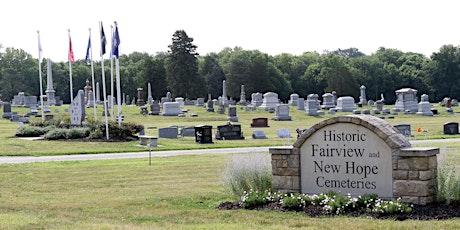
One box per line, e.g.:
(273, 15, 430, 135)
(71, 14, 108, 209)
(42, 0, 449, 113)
(0, 146, 276, 164)
(0, 138, 458, 164)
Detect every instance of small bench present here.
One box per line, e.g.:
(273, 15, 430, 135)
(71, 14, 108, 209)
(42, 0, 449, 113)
(138, 135, 158, 147)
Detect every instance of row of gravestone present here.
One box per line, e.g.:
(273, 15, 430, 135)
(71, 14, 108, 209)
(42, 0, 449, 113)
(394, 122, 460, 136)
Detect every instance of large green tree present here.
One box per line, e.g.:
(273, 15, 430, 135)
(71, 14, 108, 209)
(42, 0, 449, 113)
(165, 30, 204, 99)
(199, 53, 225, 99)
(0, 48, 38, 101)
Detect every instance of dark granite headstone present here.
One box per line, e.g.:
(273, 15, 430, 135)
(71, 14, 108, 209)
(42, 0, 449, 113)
(394, 124, 412, 137)
(444, 122, 459, 135)
(215, 124, 244, 140)
(194, 125, 213, 144)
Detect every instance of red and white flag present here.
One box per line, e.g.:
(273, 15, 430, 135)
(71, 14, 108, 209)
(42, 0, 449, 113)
(68, 35, 75, 63)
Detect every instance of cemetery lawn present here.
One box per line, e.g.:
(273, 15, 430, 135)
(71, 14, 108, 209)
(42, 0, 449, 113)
(2, 103, 460, 156)
(0, 154, 459, 229)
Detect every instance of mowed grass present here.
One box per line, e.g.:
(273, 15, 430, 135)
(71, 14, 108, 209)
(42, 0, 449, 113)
(1, 154, 459, 229)
(1, 103, 460, 156)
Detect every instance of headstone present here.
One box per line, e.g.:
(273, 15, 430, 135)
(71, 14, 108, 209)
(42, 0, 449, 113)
(207, 94, 215, 112)
(305, 94, 319, 116)
(217, 104, 225, 114)
(175, 97, 184, 107)
(161, 102, 181, 116)
(84, 79, 92, 105)
(136, 88, 145, 106)
(147, 83, 153, 105)
(194, 125, 213, 144)
(45, 58, 56, 106)
(96, 82, 101, 104)
(251, 92, 263, 107)
(273, 104, 292, 121)
(359, 85, 367, 105)
(227, 107, 238, 122)
(321, 93, 335, 109)
(251, 117, 269, 127)
(215, 124, 244, 140)
(297, 98, 305, 110)
(125, 94, 130, 105)
(258, 92, 279, 111)
(367, 100, 375, 106)
(288, 93, 299, 106)
(158, 126, 178, 138)
(394, 88, 418, 114)
(181, 126, 196, 137)
(222, 80, 229, 107)
(87, 90, 95, 107)
(252, 130, 267, 139)
(2, 102, 12, 119)
(149, 100, 161, 115)
(375, 100, 383, 111)
(416, 94, 433, 116)
(332, 91, 337, 104)
(70, 90, 85, 125)
(443, 122, 459, 135)
(277, 128, 292, 138)
(196, 98, 205, 107)
(445, 97, 453, 113)
(238, 85, 247, 105)
(335, 96, 356, 112)
(394, 124, 412, 137)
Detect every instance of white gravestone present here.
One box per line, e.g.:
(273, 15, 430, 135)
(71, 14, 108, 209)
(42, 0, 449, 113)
(335, 96, 356, 112)
(258, 92, 279, 111)
(161, 102, 181, 116)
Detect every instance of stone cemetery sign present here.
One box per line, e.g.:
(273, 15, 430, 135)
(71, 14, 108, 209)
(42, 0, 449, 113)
(270, 115, 440, 205)
(300, 122, 394, 197)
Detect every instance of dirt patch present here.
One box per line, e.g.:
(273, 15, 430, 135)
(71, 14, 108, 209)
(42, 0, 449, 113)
(218, 201, 460, 220)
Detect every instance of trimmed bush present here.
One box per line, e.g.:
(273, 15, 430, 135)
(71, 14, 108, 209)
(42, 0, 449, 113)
(15, 125, 45, 137)
(44, 129, 68, 140)
(67, 128, 90, 139)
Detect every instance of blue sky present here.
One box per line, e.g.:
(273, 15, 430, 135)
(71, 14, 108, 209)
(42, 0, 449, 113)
(1, 0, 459, 62)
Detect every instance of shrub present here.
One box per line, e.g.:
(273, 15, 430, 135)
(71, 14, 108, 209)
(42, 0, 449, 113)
(87, 120, 144, 140)
(44, 129, 68, 140)
(67, 128, 90, 139)
(15, 125, 45, 137)
(222, 152, 272, 198)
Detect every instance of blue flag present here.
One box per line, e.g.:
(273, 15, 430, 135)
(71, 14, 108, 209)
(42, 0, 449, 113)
(112, 25, 120, 58)
(85, 36, 91, 65)
(100, 22, 107, 55)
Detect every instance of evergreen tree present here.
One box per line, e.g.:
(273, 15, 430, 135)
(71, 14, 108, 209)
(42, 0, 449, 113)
(165, 30, 204, 99)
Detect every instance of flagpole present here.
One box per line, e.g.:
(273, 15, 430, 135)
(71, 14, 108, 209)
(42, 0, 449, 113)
(88, 28, 97, 121)
(100, 21, 110, 140)
(114, 21, 123, 126)
(37, 31, 45, 123)
(110, 25, 115, 121)
(68, 29, 74, 104)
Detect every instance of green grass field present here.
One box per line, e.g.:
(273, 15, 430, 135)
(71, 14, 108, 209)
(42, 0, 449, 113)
(0, 103, 459, 229)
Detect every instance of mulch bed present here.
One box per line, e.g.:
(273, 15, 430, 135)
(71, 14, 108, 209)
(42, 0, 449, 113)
(217, 201, 460, 220)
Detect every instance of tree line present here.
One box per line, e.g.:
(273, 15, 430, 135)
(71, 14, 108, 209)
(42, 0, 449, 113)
(1, 30, 460, 105)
